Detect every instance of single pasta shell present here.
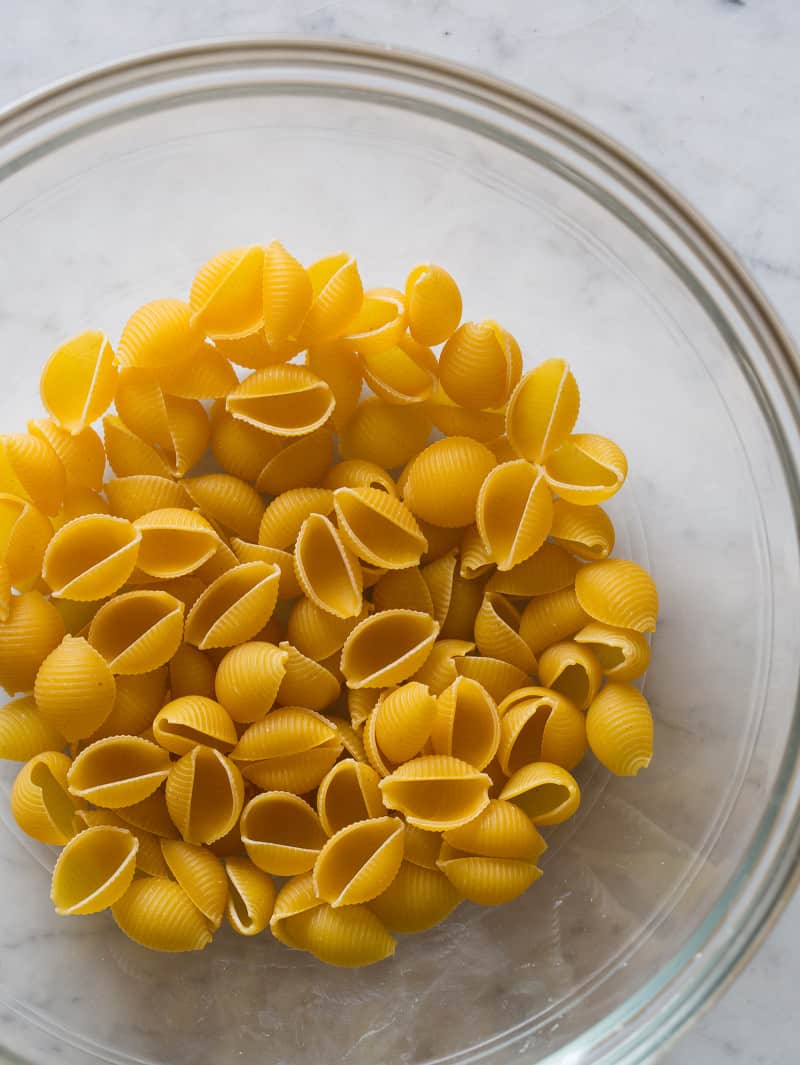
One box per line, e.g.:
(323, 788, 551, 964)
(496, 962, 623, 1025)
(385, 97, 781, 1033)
(287, 598, 364, 662)
(500, 761, 581, 825)
(215, 328, 296, 371)
(317, 759, 384, 837)
(372, 567, 434, 617)
(262, 240, 313, 345)
(426, 386, 506, 443)
(43, 515, 141, 601)
(297, 252, 363, 346)
(574, 621, 651, 682)
(231, 706, 339, 763)
(210, 402, 284, 482)
(475, 460, 553, 571)
(112, 877, 212, 952)
(184, 562, 281, 649)
(360, 334, 437, 405)
(340, 609, 439, 689)
(0, 493, 53, 591)
(374, 682, 438, 763)
(334, 486, 427, 570)
(133, 508, 220, 578)
(0, 696, 64, 761)
(452, 655, 530, 704)
(575, 559, 658, 633)
(550, 499, 615, 561)
(277, 641, 341, 712)
(88, 591, 184, 674)
(437, 848, 541, 906)
(153, 696, 238, 756)
(68, 736, 171, 808)
(474, 591, 538, 674)
(225, 856, 276, 936)
(76, 809, 170, 877)
(106, 475, 191, 522)
(412, 638, 476, 695)
(369, 859, 460, 934)
(214, 640, 288, 723)
(0, 592, 65, 694)
(102, 415, 174, 480)
(168, 644, 216, 700)
(34, 636, 116, 741)
(282, 901, 395, 967)
(313, 816, 405, 907)
(226, 364, 335, 437)
(379, 755, 491, 831)
(487, 542, 581, 598)
(339, 397, 432, 470)
(114, 367, 173, 449)
(439, 320, 521, 410)
(241, 791, 327, 876)
(306, 341, 363, 432)
(10, 750, 81, 844)
(160, 396, 213, 477)
(258, 487, 334, 549)
(443, 799, 545, 860)
(190, 245, 264, 339)
(459, 524, 495, 581)
(537, 640, 603, 710)
(117, 299, 203, 370)
(51, 825, 138, 916)
(28, 419, 105, 492)
(40, 331, 118, 434)
(586, 682, 654, 776)
(543, 433, 628, 506)
(156, 343, 238, 400)
(115, 787, 178, 839)
(255, 424, 335, 495)
(294, 514, 363, 619)
(182, 474, 264, 542)
(241, 746, 340, 795)
(0, 433, 65, 516)
(505, 359, 580, 464)
(344, 288, 407, 359)
(160, 839, 228, 929)
(405, 263, 462, 346)
(323, 459, 397, 496)
(166, 745, 244, 844)
(269, 871, 324, 947)
(497, 687, 586, 773)
(430, 676, 501, 770)
(402, 436, 496, 528)
(518, 587, 591, 655)
(230, 538, 301, 600)
(402, 823, 442, 870)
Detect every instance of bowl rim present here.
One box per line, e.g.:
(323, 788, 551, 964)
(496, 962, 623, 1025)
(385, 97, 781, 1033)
(1, 37, 800, 1065)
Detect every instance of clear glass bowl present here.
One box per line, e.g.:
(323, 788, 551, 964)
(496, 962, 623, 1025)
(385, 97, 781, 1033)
(1, 40, 799, 1065)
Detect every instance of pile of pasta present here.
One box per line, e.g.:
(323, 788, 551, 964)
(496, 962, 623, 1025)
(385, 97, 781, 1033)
(0, 243, 658, 967)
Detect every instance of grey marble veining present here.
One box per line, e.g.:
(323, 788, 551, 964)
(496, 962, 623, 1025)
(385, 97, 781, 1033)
(0, 3, 799, 1064)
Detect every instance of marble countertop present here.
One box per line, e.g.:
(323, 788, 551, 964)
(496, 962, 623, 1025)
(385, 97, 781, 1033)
(2, 1, 799, 1063)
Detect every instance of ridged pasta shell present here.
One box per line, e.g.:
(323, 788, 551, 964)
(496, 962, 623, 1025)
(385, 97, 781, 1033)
(550, 500, 615, 561)
(210, 402, 284, 482)
(421, 549, 458, 625)
(182, 474, 264, 542)
(88, 591, 184, 674)
(132, 508, 219, 578)
(474, 591, 538, 674)
(114, 367, 175, 450)
(258, 487, 334, 549)
(543, 433, 628, 506)
(0, 695, 63, 760)
(262, 240, 313, 345)
(189, 245, 264, 339)
(184, 562, 280, 649)
(487, 542, 581, 598)
(214, 640, 287, 723)
(374, 682, 438, 763)
(323, 459, 397, 496)
(241, 791, 327, 876)
(362, 707, 396, 778)
(153, 696, 238, 755)
(443, 799, 545, 860)
(452, 655, 530, 704)
(294, 514, 363, 618)
(372, 567, 434, 617)
(193, 536, 240, 584)
(287, 598, 365, 662)
(215, 329, 296, 371)
(497, 686, 586, 773)
(339, 397, 432, 470)
(412, 638, 476, 694)
(277, 641, 341, 712)
(476, 461, 553, 571)
(88, 668, 168, 741)
(379, 755, 491, 831)
(269, 871, 323, 947)
(505, 359, 580, 464)
(431, 676, 501, 770)
(459, 525, 494, 581)
(102, 415, 174, 480)
(0, 433, 65, 515)
(330, 718, 367, 763)
(499, 761, 581, 825)
(115, 786, 178, 839)
(118, 299, 203, 370)
(168, 644, 215, 700)
(51, 825, 138, 916)
(68, 736, 171, 808)
(402, 436, 496, 528)
(227, 364, 335, 438)
(340, 609, 439, 689)
(402, 823, 442, 870)
(306, 341, 363, 432)
(155, 344, 238, 400)
(575, 559, 658, 633)
(54, 485, 111, 528)
(317, 759, 384, 836)
(361, 334, 437, 404)
(333, 486, 427, 571)
(0, 493, 53, 591)
(255, 424, 335, 495)
(405, 262, 462, 346)
(40, 331, 118, 434)
(439, 320, 521, 410)
(10, 751, 81, 844)
(34, 636, 116, 741)
(224, 856, 276, 936)
(347, 688, 379, 730)
(586, 682, 653, 776)
(518, 586, 591, 655)
(28, 419, 105, 491)
(232, 707, 342, 794)
(297, 252, 363, 346)
(0, 591, 65, 694)
(313, 816, 404, 907)
(112, 877, 212, 952)
(437, 845, 541, 906)
(166, 745, 244, 844)
(77, 808, 170, 877)
(369, 860, 461, 933)
(344, 288, 407, 360)
(43, 515, 141, 601)
(537, 640, 603, 710)
(106, 475, 191, 522)
(282, 900, 395, 967)
(425, 386, 506, 445)
(160, 839, 228, 929)
(230, 538, 301, 600)
(573, 621, 651, 681)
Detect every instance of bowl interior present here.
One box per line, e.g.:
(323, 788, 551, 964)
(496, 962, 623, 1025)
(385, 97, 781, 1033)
(0, 47, 799, 1065)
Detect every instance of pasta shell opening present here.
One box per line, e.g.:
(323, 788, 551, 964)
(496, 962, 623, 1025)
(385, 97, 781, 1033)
(379, 755, 491, 831)
(474, 591, 538, 674)
(224, 856, 276, 936)
(360, 334, 437, 404)
(317, 759, 384, 836)
(430, 677, 501, 770)
(313, 816, 405, 907)
(574, 622, 651, 682)
(185, 562, 281, 649)
(294, 514, 363, 618)
(497, 687, 586, 774)
(227, 364, 335, 437)
(88, 591, 184, 674)
(241, 791, 327, 876)
(166, 745, 244, 844)
(334, 487, 428, 570)
(68, 736, 171, 808)
(505, 359, 580, 464)
(476, 460, 553, 572)
(39, 331, 117, 434)
(133, 508, 220, 578)
(499, 761, 581, 825)
(50, 825, 138, 916)
(153, 696, 238, 756)
(43, 515, 142, 600)
(543, 433, 628, 506)
(11, 751, 81, 844)
(340, 610, 439, 688)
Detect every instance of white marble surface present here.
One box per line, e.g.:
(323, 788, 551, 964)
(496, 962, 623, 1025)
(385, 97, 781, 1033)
(1, 2, 799, 1063)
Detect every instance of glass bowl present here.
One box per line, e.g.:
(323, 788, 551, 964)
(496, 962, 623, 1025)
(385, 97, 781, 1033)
(1, 40, 799, 1065)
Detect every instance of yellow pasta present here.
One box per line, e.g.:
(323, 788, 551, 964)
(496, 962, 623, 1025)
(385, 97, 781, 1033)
(487, 541, 581, 599)
(440, 571, 485, 641)
(573, 621, 651, 681)
(160, 838, 228, 929)
(10, 751, 81, 844)
(586, 682, 653, 776)
(68, 736, 171, 808)
(50, 825, 138, 916)
(0, 590, 65, 694)
(277, 641, 341, 712)
(90, 667, 168, 741)
(412, 638, 476, 694)
(287, 598, 364, 662)
(505, 359, 580, 464)
(341, 609, 439, 689)
(229, 538, 300, 600)
(0, 432, 65, 515)
(184, 562, 280, 649)
(452, 655, 530, 704)
(193, 536, 239, 584)
(373, 682, 438, 764)
(405, 262, 462, 346)
(431, 676, 500, 770)
(117, 299, 202, 371)
(402, 823, 442, 870)
(459, 524, 495, 581)
(347, 687, 378, 730)
(499, 761, 581, 825)
(518, 586, 591, 655)
(43, 514, 141, 600)
(443, 799, 545, 861)
(402, 436, 495, 528)
(53, 484, 111, 528)
(269, 871, 323, 947)
(361, 334, 438, 405)
(333, 486, 427, 572)
(182, 473, 264, 542)
(102, 414, 174, 479)
(241, 791, 327, 876)
(294, 513, 363, 618)
(474, 591, 538, 674)
(550, 500, 615, 561)
(475, 460, 553, 571)
(155, 344, 238, 400)
(226, 363, 335, 438)
(132, 508, 219, 578)
(153, 696, 238, 755)
(379, 755, 491, 831)
(323, 459, 396, 496)
(112, 876, 212, 952)
(344, 287, 407, 359)
(418, 521, 463, 563)
(575, 558, 658, 633)
(258, 486, 334, 549)
(372, 567, 434, 617)
(281, 899, 396, 967)
(210, 402, 283, 482)
(497, 687, 586, 773)
(306, 341, 363, 432)
(77, 808, 170, 877)
(105, 474, 191, 522)
(420, 549, 458, 625)
(369, 859, 460, 933)
(232, 706, 342, 793)
(330, 717, 367, 763)
(537, 640, 603, 710)
(28, 419, 105, 492)
(255, 424, 335, 495)
(213, 640, 287, 723)
(166, 744, 244, 844)
(543, 433, 628, 506)
(189, 245, 264, 339)
(313, 816, 404, 907)
(316, 759, 384, 836)
(426, 387, 506, 443)
(215, 329, 294, 371)
(437, 844, 541, 906)
(39, 331, 118, 434)
(439, 320, 521, 410)
(262, 239, 313, 346)
(0, 492, 53, 591)
(88, 591, 184, 674)
(168, 643, 216, 700)
(297, 252, 363, 346)
(115, 786, 177, 839)
(339, 397, 432, 469)
(224, 855, 276, 936)
(0, 695, 63, 761)
(486, 434, 519, 463)
(0, 560, 11, 621)
(33, 636, 116, 741)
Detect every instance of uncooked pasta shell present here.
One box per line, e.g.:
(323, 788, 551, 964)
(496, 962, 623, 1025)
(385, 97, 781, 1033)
(0, 696, 64, 761)
(323, 459, 397, 496)
(0, 433, 65, 516)
(360, 334, 437, 404)
(106, 475, 191, 522)
(160, 839, 228, 929)
(475, 460, 553, 571)
(167, 644, 215, 700)
(262, 240, 313, 345)
(241, 791, 327, 876)
(497, 686, 586, 773)
(420, 549, 458, 625)
(51, 825, 138, 916)
(348, 688, 379, 730)
(156, 344, 238, 400)
(426, 387, 506, 443)
(487, 542, 581, 598)
(402, 823, 442, 870)
(88, 591, 184, 674)
(214, 640, 288, 723)
(474, 591, 538, 674)
(115, 786, 178, 839)
(500, 761, 581, 825)
(313, 816, 404, 907)
(573, 621, 651, 682)
(282, 901, 395, 967)
(43, 514, 141, 601)
(182, 473, 264, 542)
(459, 525, 495, 581)
(412, 638, 476, 694)
(537, 640, 603, 710)
(550, 500, 615, 561)
(277, 641, 341, 712)
(374, 682, 438, 764)
(0, 590, 65, 694)
(77, 808, 169, 877)
(574, 558, 658, 633)
(443, 799, 545, 861)
(437, 847, 541, 906)
(226, 363, 335, 437)
(88, 668, 168, 741)
(543, 433, 628, 506)
(54, 485, 111, 528)
(102, 415, 174, 479)
(184, 562, 280, 649)
(255, 424, 335, 495)
(369, 859, 461, 934)
(379, 755, 491, 831)
(269, 871, 324, 947)
(68, 736, 171, 808)
(339, 397, 432, 470)
(333, 486, 427, 571)
(405, 262, 462, 346)
(518, 586, 591, 655)
(10, 751, 81, 844)
(330, 718, 368, 764)
(117, 299, 202, 370)
(166, 745, 244, 844)
(287, 598, 365, 662)
(297, 252, 363, 346)
(439, 320, 521, 410)
(294, 513, 363, 619)
(306, 341, 363, 432)
(242, 746, 341, 795)
(317, 759, 384, 837)
(40, 331, 118, 434)
(231, 706, 339, 763)
(225, 856, 276, 936)
(153, 696, 238, 756)
(210, 402, 284, 482)
(372, 567, 435, 617)
(340, 609, 439, 689)
(34, 636, 115, 741)
(258, 487, 334, 549)
(452, 655, 530, 704)
(0, 493, 53, 591)
(505, 359, 580, 464)
(189, 245, 264, 340)
(132, 508, 220, 578)
(402, 436, 495, 528)
(112, 877, 212, 952)
(430, 676, 501, 770)
(230, 538, 301, 600)
(344, 287, 407, 360)
(586, 682, 653, 776)
(28, 419, 105, 492)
